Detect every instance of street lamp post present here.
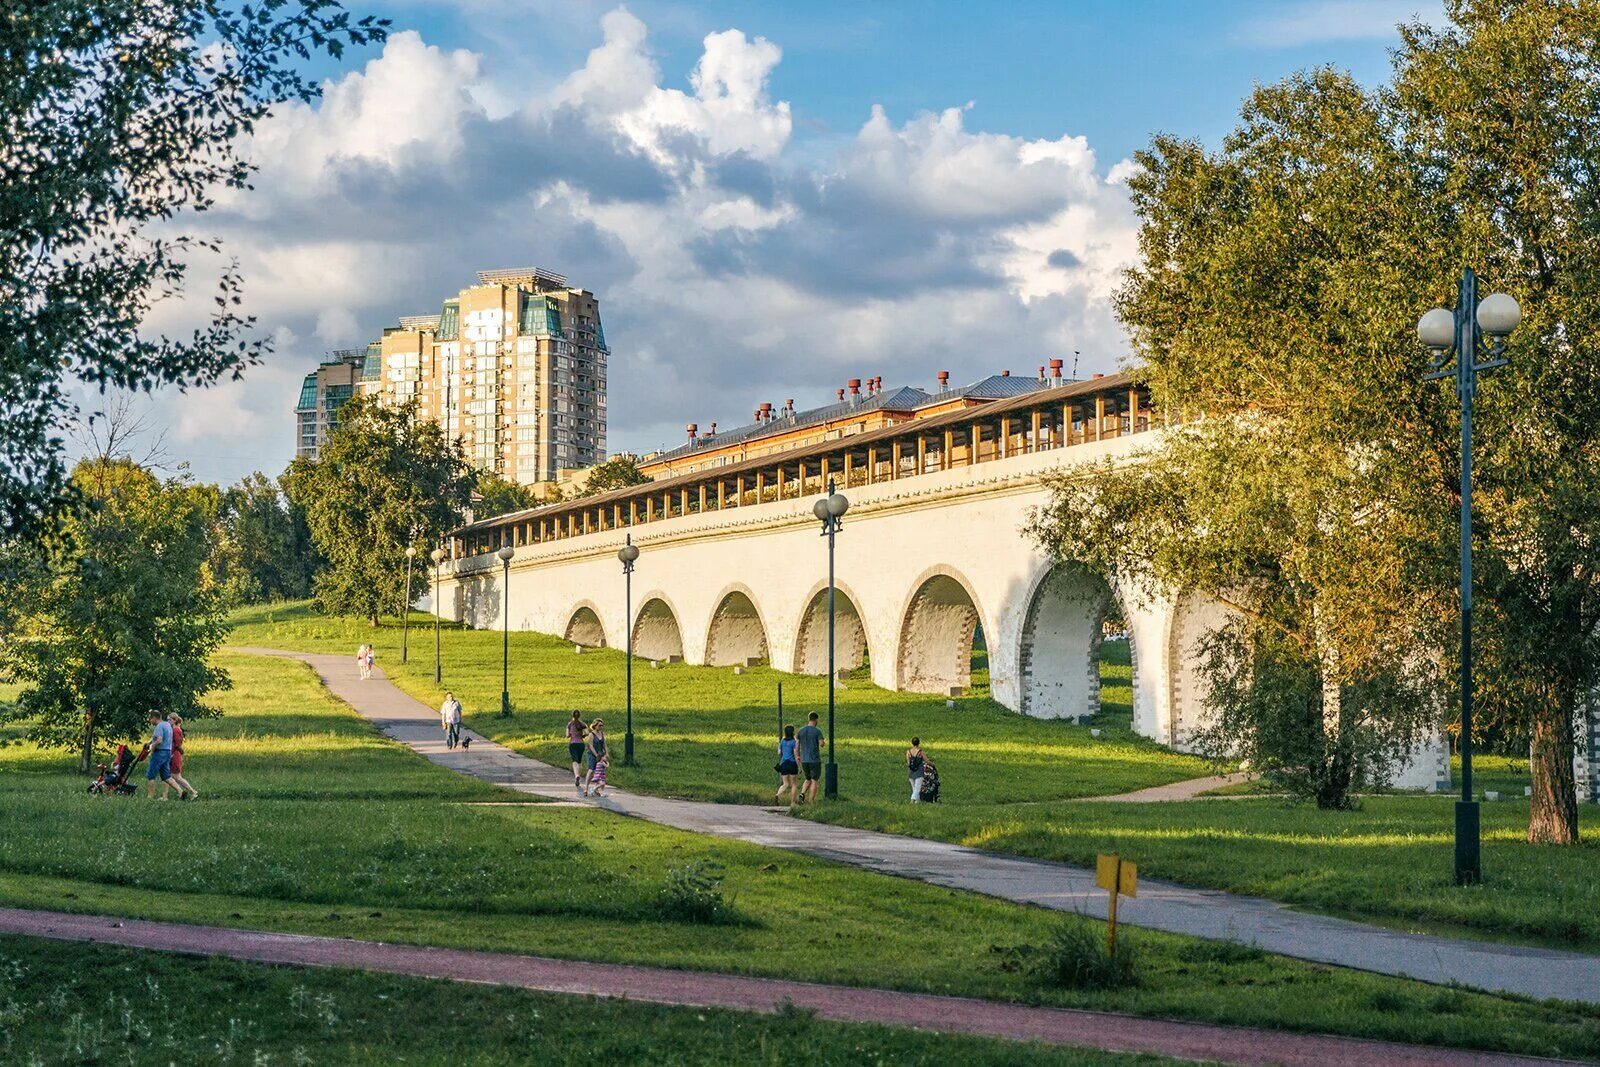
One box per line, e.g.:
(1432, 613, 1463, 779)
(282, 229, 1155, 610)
(497, 544, 515, 717)
(402, 544, 417, 664)
(618, 535, 640, 764)
(1417, 268, 1521, 887)
(430, 547, 446, 685)
(813, 479, 849, 799)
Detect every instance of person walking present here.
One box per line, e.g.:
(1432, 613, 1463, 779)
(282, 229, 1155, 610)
(143, 711, 174, 800)
(440, 692, 462, 750)
(906, 737, 927, 803)
(796, 711, 824, 804)
(365, 644, 377, 678)
(165, 713, 198, 800)
(356, 643, 370, 680)
(775, 724, 800, 806)
(583, 718, 608, 796)
(566, 710, 587, 792)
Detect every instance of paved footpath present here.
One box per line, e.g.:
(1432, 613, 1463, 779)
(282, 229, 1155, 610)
(0, 907, 1558, 1067)
(238, 647, 1600, 1005)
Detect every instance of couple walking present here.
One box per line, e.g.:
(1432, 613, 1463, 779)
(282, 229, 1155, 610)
(142, 710, 199, 800)
(356, 643, 376, 680)
(775, 712, 825, 806)
(567, 710, 610, 797)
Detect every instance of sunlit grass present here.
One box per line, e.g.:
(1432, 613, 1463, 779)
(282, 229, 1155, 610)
(226, 602, 1208, 805)
(1, 647, 1597, 1056)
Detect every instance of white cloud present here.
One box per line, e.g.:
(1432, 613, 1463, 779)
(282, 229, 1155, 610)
(145, 6, 1140, 478)
(1235, 0, 1440, 48)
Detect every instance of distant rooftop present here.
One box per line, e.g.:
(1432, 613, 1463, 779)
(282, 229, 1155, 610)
(648, 372, 1060, 467)
(397, 314, 441, 330)
(476, 266, 569, 290)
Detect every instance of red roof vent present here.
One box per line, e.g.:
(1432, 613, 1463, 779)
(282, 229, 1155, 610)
(937, 370, 950, 390)
(1001, 369, 1011, 377)
(1092, 372, 1105, 379)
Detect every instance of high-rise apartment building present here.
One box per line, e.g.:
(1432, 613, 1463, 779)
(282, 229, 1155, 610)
(293, 350, 366, 460)
(294, 267, 608, 484)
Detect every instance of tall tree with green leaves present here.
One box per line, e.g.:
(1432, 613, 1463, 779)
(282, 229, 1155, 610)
(283, 397, 474, 625)
(0, 1, 385, 540)
(1031, 0, 1600, 840)
(0, 459, 229, 771)
(579, 455, 650, 496)
(474, 473, 538, 520)
(209, 471, 319, 605)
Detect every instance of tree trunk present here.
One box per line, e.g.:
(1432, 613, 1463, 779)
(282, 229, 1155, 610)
(79, 712, 95, 776)
(1528, 687, 1579, 844)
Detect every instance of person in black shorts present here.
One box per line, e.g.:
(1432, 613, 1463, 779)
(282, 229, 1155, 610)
(566, 710, 587, 792)
(795, 712, 825, 803)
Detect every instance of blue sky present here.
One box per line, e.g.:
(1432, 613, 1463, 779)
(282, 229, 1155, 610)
(136, 0, 1437, 482)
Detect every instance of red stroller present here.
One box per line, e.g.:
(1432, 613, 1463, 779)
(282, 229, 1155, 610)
(88, 744, 142, 796)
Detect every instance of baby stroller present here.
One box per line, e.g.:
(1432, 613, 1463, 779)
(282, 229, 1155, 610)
(919, 759, 941, 803)
(87, 744, 141, 796)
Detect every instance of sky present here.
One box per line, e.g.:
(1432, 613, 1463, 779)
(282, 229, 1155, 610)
(118, 0, 1439, 483)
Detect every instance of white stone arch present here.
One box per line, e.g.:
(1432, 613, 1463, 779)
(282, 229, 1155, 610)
(563, 600, 608, 648)
(895, 565, 994, 696)
(704, 583, 771, 667)
(631, 591, 685, 663)
(1014, 560, 1131, 722)
(791, 578, 872, 676)
(1164, 590, 1232, 750)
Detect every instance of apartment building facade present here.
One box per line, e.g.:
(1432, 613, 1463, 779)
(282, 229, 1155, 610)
(296, 267, 608, 485)
(293, 350, 366, 460)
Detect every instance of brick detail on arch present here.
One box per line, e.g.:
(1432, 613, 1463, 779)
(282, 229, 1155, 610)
(793, 587, 867, 675)
(898, 573, 982, 695)
(706, 589, 770, 667)
(1017, 564, 1120, 722)
(631, 597, 684, 663)
(563, 603, 606, 648)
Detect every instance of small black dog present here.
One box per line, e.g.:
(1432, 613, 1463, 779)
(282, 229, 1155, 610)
(461, 737, 472, 750)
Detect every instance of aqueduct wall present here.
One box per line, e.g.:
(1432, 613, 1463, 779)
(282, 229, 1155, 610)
(438, 432, 1448, 790)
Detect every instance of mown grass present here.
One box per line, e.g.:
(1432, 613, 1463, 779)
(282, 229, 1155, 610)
(225, 603, 1600, 950)
(1, 649, 1596, 1057)
(0, 935, 1159, 1067)
(227, 602, 1205, 805)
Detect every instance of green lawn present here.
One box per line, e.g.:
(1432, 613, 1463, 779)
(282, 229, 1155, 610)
(0, 934, 1158, 1067)
(227, 602, 1207, 805)
(0, 649, 1595, 1058)
(222, 602, 1600, 950)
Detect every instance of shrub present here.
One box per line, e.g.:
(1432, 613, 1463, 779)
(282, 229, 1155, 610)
(1031, 917, 1140, 990)
(659, 860, 733, 924)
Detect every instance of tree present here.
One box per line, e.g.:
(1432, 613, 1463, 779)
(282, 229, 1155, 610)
(283, 397, 474, 624)
(1029, 69, 1451, 808)
(1032, 0, 1600, 840)
(579, 455, 650, 496)
(0, 459, 229, 772)
(210, 471, 319, 604)
(1391, 0, 1600, 844)
(475, 473, 538, 520)
(0, 1, 385, 540)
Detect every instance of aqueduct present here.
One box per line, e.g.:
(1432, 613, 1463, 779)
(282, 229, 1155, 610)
(434, 373, 1453, 790)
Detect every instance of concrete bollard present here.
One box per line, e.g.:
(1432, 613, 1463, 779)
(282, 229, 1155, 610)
(733, 666, 744, 675)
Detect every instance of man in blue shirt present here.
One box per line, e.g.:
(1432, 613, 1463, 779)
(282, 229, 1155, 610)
(144, 711, 174, 799)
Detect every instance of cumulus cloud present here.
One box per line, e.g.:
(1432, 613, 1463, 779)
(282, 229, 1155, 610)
(141, 7, 1140, 482)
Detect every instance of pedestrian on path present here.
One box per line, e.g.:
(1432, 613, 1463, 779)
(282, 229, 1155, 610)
(165, 713, 199, 800)
(440, 692, 463, 749)
(356, 643, 370, 680)
(567, 710, 587, 792)
(589, 753, 609, 797)
(906, 738, 926, 802)
(775, 724, 800, 806)
(366, 644, 376, 678)
(584, 718, 608, 796)
(143, 711, 174, 799)
(796, 712, 824, 804)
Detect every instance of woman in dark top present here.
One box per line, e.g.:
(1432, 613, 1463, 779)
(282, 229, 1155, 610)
(775, 724, 800, 806)
(907, 737, 926, 803)
(567, 710, 587, 792)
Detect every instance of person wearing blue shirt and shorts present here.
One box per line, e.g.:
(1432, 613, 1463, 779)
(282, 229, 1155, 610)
(144, 711, 174, 800)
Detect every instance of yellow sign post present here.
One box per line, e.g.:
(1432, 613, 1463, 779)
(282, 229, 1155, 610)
(1095, 853, 1138, 954)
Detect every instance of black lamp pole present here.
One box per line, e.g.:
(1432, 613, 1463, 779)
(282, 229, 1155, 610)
(814, 479, 849, 799)
(430, 547, 445, 685)
(402, 544, 416, 664)
(619, 534, 639, 764)
(497, 544, 514, 716)
(1418, 268, 1521, 887)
